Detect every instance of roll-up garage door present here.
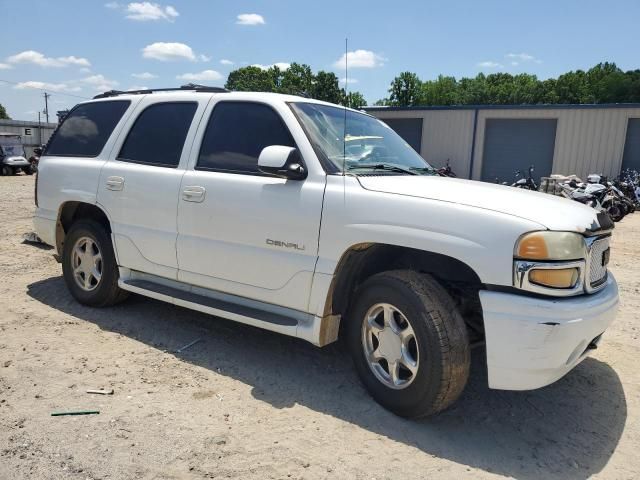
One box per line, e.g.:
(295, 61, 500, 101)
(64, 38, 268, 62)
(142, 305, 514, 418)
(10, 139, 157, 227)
(481, 118, 557, 184)
(382, 118, 423, 153)
(621, 118, 640, 172)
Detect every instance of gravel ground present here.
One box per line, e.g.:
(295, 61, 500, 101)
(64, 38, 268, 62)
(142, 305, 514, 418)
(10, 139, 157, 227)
(0, 174, 638, 480)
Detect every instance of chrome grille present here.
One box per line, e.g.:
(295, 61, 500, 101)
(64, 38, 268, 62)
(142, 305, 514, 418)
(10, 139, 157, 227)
(588, 236, 610, 288)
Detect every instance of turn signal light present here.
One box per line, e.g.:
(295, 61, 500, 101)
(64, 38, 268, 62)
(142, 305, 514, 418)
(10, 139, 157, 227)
(529, 268, 579, 289)
(517, 233, 549, 259)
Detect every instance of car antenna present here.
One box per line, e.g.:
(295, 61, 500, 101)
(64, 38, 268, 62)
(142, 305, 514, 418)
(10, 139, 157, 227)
(342, 37, 348, 177)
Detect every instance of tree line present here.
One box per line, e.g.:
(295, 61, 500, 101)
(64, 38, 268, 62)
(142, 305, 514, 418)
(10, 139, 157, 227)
(225, 63, 366, 108)
(381, 62, 640, 107)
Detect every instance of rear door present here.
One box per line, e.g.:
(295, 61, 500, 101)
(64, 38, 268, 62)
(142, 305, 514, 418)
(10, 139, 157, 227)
(97, 96, 208, 280)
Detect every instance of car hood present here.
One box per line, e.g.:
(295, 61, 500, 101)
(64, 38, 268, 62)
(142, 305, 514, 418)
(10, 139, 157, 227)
(357, 175, 605, 232)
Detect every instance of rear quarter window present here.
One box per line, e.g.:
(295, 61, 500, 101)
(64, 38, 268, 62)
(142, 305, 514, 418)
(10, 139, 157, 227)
(45, 100, 130, 157)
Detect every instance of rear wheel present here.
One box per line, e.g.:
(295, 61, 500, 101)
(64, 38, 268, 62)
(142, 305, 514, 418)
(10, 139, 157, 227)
(346, 270, 470, 418)
(62, 220, 128, 307)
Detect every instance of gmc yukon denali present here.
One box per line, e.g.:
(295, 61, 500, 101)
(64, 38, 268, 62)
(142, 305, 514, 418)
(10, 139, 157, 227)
(33, 86, 619, 418)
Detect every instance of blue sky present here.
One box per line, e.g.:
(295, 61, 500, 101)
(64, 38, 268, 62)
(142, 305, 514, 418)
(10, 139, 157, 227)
(1, 0, 639, 121)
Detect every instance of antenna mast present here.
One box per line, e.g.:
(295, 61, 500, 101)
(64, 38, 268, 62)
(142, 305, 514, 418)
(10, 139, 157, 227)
(342, 38, 348, 176)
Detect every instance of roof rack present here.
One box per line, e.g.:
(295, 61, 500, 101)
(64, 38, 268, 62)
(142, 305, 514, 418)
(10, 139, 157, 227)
(93, 83, 229, 99)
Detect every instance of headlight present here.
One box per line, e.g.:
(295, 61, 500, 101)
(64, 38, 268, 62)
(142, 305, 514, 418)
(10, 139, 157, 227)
(514, 231, 586, 296)
(515, 231, 585, 261)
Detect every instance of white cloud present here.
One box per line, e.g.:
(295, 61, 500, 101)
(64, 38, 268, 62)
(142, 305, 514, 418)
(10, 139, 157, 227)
(14, 81, 81, 93)
(220, 59, 234, 66)
(132, 72, 157, 79)
(340, 77, 358, 85)
(252, 62, 290, 71)
(105, 2, 120, 9)
(506, 53, 533, 61)
(176, 69, 223, 82)
(79, 67, 92, 73)
(80, 74, 119, 91)
(142, 42, 196, 61)
(333, 50, 385, 69)
(0, 63, 12, 70)
(477, 61, 504, 69)
(198, 54, 212, 62)
(128, 85, 148, 91)
(125, 2, 179, 22)
(236, 13, 265, 25)
(7, 50, 91, 68)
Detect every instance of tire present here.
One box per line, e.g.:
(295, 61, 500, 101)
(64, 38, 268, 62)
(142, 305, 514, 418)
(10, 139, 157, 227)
(346, 270, 470, 418)
(0, 165, 10, 176)
(22, 166, 34, 175)
(61, 219, 128, 307)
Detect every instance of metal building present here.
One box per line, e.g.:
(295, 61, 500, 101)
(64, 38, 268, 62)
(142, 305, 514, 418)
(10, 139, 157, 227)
(0, 119, 57, 158)
(365, 104, 640, 182)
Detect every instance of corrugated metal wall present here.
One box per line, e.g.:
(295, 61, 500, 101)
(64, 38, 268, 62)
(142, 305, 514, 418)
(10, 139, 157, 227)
(0, 119, 57, 157)
(370, 106, 640, 181)
(370, 109, 475, 176)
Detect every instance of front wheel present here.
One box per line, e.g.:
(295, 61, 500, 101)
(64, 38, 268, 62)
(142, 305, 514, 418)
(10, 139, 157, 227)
(346, 270, 470, 418)
(61, 220, 128, 307)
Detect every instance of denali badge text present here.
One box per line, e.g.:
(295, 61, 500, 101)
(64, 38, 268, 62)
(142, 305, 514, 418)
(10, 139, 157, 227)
(266, 239, 305, 251)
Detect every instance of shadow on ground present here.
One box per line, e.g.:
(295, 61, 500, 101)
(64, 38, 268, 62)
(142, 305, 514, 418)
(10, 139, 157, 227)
(28, 276, 627, 480)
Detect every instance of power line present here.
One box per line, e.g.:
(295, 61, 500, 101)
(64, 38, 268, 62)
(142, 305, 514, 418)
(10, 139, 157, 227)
(0, 78, 90, 100)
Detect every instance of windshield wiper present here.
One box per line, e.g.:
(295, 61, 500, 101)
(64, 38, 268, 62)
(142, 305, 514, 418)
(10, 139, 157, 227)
(409, 166, 439, 175)
(348, 163, 418, 175)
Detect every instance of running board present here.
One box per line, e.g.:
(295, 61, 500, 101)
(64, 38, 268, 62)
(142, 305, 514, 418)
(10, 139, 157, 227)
(119, 277, 309, 337)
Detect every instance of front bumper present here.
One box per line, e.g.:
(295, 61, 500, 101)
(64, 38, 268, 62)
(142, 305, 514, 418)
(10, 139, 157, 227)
(479, 274, 619, 390)
(3, 157, 29, 167)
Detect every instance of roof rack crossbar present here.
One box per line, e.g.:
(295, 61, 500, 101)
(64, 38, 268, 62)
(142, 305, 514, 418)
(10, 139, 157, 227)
(93, 84, 229, 99)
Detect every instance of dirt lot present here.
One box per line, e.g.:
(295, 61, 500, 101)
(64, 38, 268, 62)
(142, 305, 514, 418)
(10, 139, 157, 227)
(0, 175, 638, 480)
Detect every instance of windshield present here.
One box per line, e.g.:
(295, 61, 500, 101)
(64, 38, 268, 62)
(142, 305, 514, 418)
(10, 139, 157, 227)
(290, 102, 433, 174)
(0, 137, 25, 157)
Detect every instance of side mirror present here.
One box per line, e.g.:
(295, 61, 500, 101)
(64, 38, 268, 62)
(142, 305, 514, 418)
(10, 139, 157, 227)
(258, 146, 307, 180)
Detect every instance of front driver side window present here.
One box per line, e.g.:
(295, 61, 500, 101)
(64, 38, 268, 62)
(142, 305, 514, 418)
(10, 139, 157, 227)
(197, 101, 295, 175)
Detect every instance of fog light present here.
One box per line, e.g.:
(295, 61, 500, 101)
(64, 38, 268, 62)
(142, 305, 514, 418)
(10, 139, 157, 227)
(529, 268, 579, 289)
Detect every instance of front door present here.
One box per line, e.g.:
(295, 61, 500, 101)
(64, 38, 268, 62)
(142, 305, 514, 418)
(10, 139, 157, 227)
(176, 100, 326, 312)
(98, 98, 206, 279)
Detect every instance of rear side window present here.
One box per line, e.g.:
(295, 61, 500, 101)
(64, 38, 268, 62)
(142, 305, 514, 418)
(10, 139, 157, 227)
(118, 102, 197, 168)
(197, 101, 295, 174)
(45, 101, 130, 157)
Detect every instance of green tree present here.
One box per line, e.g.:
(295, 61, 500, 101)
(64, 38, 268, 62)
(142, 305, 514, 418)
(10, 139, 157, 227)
(344, 91, 367, 109)
(312, 71, 343, 104)
(279, 62, 314, 95)
(225, 66, 276, 92)
(0, 103, 9, 120)
(388, 72, 422, 106)
(373, 98, 389, 106)
(457, 74, 488, 104)
(555, 70, 590, 103)
(421, 75, 459, 105)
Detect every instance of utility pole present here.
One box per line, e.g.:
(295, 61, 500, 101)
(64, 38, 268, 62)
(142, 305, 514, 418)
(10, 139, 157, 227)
(43, 92, 50, 123)
(37, 111, 42, 147)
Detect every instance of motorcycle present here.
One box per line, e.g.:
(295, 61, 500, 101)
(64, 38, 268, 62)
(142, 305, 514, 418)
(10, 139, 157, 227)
(436, 159, 457, 178)
(27, 147, 42, 174)
(511, 165, 538, 190)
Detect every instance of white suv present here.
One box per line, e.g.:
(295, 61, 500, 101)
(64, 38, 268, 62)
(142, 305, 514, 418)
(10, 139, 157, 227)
(34, 86, 619, 418)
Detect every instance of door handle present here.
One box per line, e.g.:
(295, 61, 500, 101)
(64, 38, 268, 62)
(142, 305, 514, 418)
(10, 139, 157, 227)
(182, 186, 206, 202)
(105, 176, 124, 191)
